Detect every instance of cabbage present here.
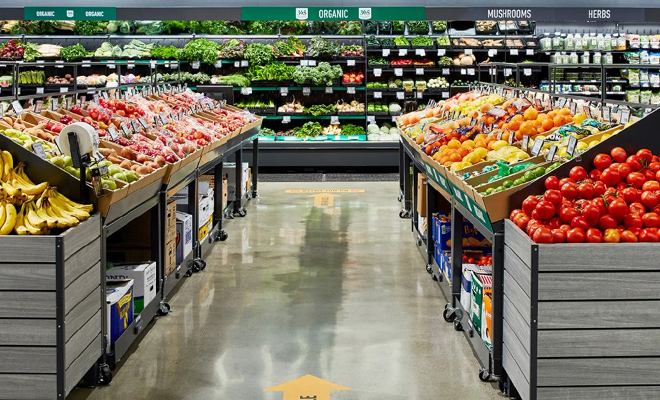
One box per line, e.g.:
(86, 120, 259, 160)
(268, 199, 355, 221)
(389, 127, 398, 135)
(389, 103, 402, 113)
(380, 126, 389, 134)
(368, 124, 380, 134)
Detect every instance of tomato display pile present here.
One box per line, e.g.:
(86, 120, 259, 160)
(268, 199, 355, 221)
(462, 253, 493, 267)
(510, 147, 660, 243)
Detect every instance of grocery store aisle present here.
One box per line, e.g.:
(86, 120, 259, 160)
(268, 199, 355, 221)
(69, 182, 500, 400)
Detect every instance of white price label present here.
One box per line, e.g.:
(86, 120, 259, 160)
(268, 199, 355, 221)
(415, 49, 426, 56)
(442, 68, 450, 75)
(504, 68, 512, 77)
(438, 49, 446, 56)
(330, 115, 339, 124)
(621, 108, 631, 124)
(416, 68, 424, 75)
(530, 138, 544, 156)
(416, 91, 423, 99)
(347, 59, 356, 66)
(108, 126, 118, 140)
(241, 60, 249, 67)
(488, 49, 497, 57)
(347, 86, 356, 94)
(510, 49, 519, 55)
(215, 61, 223, 68)
(282, 116, 291, 124)
(36, 87, 44, 94)
(465, 49, 473, 55)
(59, 87, 68, 93)
(234, 61, 240, 67)
(382, 49, 390, 57)
(394, 68, 403, 77)
(461, 68, 466, 75)
(170, 62, 178, 69)
(468, 68, 475, 76)
(303, 87, 311, 96)
(32, 142, 47, 159)
(546, 145, 558, 162)
(396, 91, 404, 100)
(150, 61, 157, 68)
(308, 60, 316, 67)
(325, 87, 333, 94)
(374, 91, 382, 99)
(127, 62, 134, 69)
(490, 67, 497, 76)
(392, 115, 398, 122)
(373, 68, 382, 77)
(523, 68, 532, 76)
(442, 91, 449, 99)
(522, 135, 530, 149)
(34, 101, 43, 113)
(603, 106, 611, 121)
(526, 49, 534, 55)
(11, 101, 23, 115)
(280, 87, 288, 96)
(241, 87, 252, 95)
(55, 60, 64, 68)
(567, 135, 578, 157)
(367, 115, 375, 123)
(398, 49, 407, 56)
(192, 61, 200, 69)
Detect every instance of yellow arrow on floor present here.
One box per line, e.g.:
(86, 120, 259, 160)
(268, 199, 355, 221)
(264, 375, 350, 400)
(309, 193, 339, 207)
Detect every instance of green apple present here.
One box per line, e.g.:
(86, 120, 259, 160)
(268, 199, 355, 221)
(107, 165, 121, 175)
(101, 178, 117, 190)
(62, 155, 73, 167)
(50, 155, 65, 168)
(65, 165, 80, 179)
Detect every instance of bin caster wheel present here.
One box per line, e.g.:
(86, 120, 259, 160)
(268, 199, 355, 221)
(498, 378, 508, 395)
(195, 258, 207, 271)
(158, 302, 171, 316)
(426, 263, 433, 274)
(185, 268, 193, 277)
(454, 321, 463, 331)
(479, 368, 491, 382)
(98, 363, 112, 385)
(219, 230, 228, 241)
(443, 308, 455, 323)
(398, 194, 403, 202)
(432, 274, 438, 281)
(399, 210, 410, 219)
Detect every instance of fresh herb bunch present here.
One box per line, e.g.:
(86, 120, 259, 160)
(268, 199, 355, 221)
(380, 38, 396, 47)
(307, 37, 340, 58)
(176, 39, 218, 64)
(218, 39, 247, 59)
(60, 44, 92, 61)
(367, 56, 388, 66)
(293, 62, 343, 86)
(161, 72, 211, 84)
(394, 36, 410, 46)
(244, 43, 276, 66)
(432, 21, 447, 32)
(211, 73, 250, 87)
(162, 21, 191, 34)
(341, 124, 365, 136)
(392, 21, 406, 33)
(303, 104, 337, 116)
(293, 121, 323, 138)
(378, 21, 392, 34)
(280, 21, 308, 35)
(249, 21, 278, 34)
(150, 45, 179, 60)
(411, 36, 434, 47)
(366, 36, 380, 47)
(364, 21, 378, 34)
(22, 42, 40, 62)
(258, 127, 276, 136)
(274, 36, 306, 57)
(408, 21, 429, 33)
(74, 21, 107, 35)
(338, 21, 362, 35)
(245, 62, 295, 82)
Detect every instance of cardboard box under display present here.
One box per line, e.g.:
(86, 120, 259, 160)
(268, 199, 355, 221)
(106, 280, 134, 353)
(166, 200, 177, 244)
(106, 262, 157, 315)
(176, 211, 193, 265)
(225, 162, 250, 201)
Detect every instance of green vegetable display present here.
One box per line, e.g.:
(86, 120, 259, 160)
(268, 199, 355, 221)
(337, 21, 362, 35)
(436, 36, 451, 47)
(438, 56, 453, 66)
(245, 62, 295, 82)
(293, 62, 343, 86)
(367, 56, 388, 66)
(135, 21, 163, 35)
(22, 42, 40, 62)
(236, 96, 275, 109)
(366, 35, 380, 47)
(411, 36, 434, 47)
(244, 43, 276, 66)
(248, 21, 278, 35)
(74, 21, 107, 35)
(176, 39, 218, 64)
(293, 121, 323, 138)
(280, 21, 308, 35)
(162, 21, 191, 34)
(307, 36, 340, 58)
(218, 39, 247, 59)
(273, 36, 306, 57)
(122, 40, 154, 59)
(408, 21, 429, 33)
(432, 21, 447, 32)
(94, 42, 123, 58)
(210, 73, 250, 87)
(106, 21, 135, 34)
(341, 124, 365, 136)
(482, 166, 548, 195)
(161, 72, 211, 84)
(60, 44, 92, 61)
(394, 36, 410, 47)
(303, 104, 337, 116)
(150, 45, 179, 60)
(392, 21, 406, 33)
(380, 38, 396, 47)
(378, 21, 392, 34)
(258, 127, 276, 136)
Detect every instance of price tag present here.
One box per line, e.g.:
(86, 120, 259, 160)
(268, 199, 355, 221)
(465, 49, 473, 55)
(234, 61, 240, 68)
(461, 68, 467, 75)
(392, 115, 398, 122)
(504, 68, 512, 77)
(127, 61, 134, 69)
(302, 87, 311, 96)
(55, 60, 64, 68)
(282, 116, 291, 124)
(373, 68, 382, 77)
(398, 49, 407, 56)
(330, 115, 339, 124)
(382, 49, 390, 57)
(415, 49, 426, 57)
(325, 87, 333, 94)
(215, 61, 223, 68)
(108, 126, 119, 140)
(107, 62, 116, 70)
(488, 49, 498, 57)
(36, 87, 44, 94)
(34, 101, 43, 113)
(416, 91, 423, 99)
(416, 68, 424, 75)
(241, 60, 249, 67)
(569, 101, 576, 115)
(49, 99, 58, 111)
(102, 91, 109, 100)
(567, 135, 578, 157)
(280, 87, 288, 96)
(489, 67, 497, 76)
(59, 87, 69, 93)
(138, 118, 149, 129)
(347, 86, 356, 94)
(65, 97, 72, 109)
(394, 68, 403, 77)
(367, 115, 376, 123)
(347, 59, 356, 66)
(496, 131, 504, 140)
(523, 68, 532, 76)
(530, 138, 544, 156)
(603, 106, 611, 122)
(438, 49, 446, 56)
(442, 68, 450, 75)
(468, 68, 475, 76)
(396, 91, 404, 100)
(582, 105, 592, 118)
(546, 145, 558, 161)
(131, 120, 140, 133)
(557, 97, 567, 108)
(121, 123, 131, 137)
(169, 62, 178, 69)
(178, 111, 183, 120)
(241, 87, 252, 95)
(374, 91, 382, 99)
(31, 142, 47, 159)
(510, 49, 519, 55)
(442, 91, 450, 99)
(192, 61, 200, 69)
(522, 135, 530, 150)
(509, 131, 516, 144)
(11, 101, 24, 115)
(160, 112, 169, 123)
(621, 108, 631, 124)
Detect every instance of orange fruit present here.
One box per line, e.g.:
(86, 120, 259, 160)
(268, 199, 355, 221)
(542, 119, 554, 131)
(524, 107, 538, 121)
(440, 156, 449, 164)
(547, 111, 557, 120)
(502, 131, 510, 142)
(508, 119, 521, 131)
(512, 114, 524, 122)
(515, 131, 523, 141)
(519, 121, 535, 136)
(475, 133, 487, 141)
(536, 113, 548, 121)
(458, 147, 470, 157)
(553, 115, 564, 127)
(447, 139, 461, 149)
(449, 153, 462, 162)
(558, 108, 571, 116)
(537, 126, 545, 134)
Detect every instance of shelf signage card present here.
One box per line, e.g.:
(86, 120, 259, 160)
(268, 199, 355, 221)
(241, 7, 425, 21)
(567, 135, 578, 157)
(347, 59, 356, 66)
(24, 7, 116, 21)
(603, 105, 611, 122)
(347, 86, 356, 94)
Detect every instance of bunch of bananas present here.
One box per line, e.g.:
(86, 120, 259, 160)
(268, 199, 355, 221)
(0, 148, 93, 235)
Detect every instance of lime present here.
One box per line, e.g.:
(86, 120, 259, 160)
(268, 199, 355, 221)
(503, 180, 514, 188)
(533, 167, 546, 178)
(523, 171, 534, 181)
(484, 187, 494, 195)
(513, 178, 525, 186)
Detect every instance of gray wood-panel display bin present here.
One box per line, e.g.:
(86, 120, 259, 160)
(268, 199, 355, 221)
(502, 219, 660, 400)
(0, 214, 102, 400)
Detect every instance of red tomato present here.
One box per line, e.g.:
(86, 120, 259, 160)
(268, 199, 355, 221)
(551, 228, 566, 243)
(592, 197, 607, 215)
(559, 177, 575, 187)
(641, 191, 660, 209)
(626, 155, 643, 172)
(620, 187, 640, 203)
(589, 169, 601, 181)
(657, 170, 660, 182)
(543, 189, 563, 206)
(560, 182, 578, 200)
(559, 224, 571, 232)
(566, 227, 586, 243)
(533, 227, 554, 243)
(639, 228, 660, 242)
(642, 212, 660, 228)
(571, 216, 590, 231)
(653, 204, 660, 214)
(548, 217, 562, 229)
(514, 214, 531, 230)
(600, 167, 621, 187)
(526, 219, 542, 236)
(624, 213, 644, 229)
(620, 230, 639, 242)
(629, 202, 646, 216)
(608, 199, 629, 220)
(577, 182, 595, 199)
(586, 228, 603, 243)
(510, 209, 525, 220)
(648, 162, 660, 174)
(637, 149, 653, 163)
(611, 147, 627, 163)
(522, 195, 540, 216)
(569, 166, 587, 182)
(603, 228, 621, 243)
(593, 181, 607, 197)
(593, 153, 613, 170)
(545, 176, 560, 190)
(598, 214, 618, 230)
(627, 172, 647, 189)
(582, 204, 601, 223)
(535, 201, 556, 221)
(643, 168, 656, 182)
(629, 226, 642, 237)
(560, 207, 581, 224)
(618, 163, 632, 179)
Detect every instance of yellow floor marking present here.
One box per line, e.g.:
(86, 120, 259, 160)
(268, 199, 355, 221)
(264, 375, 350, 400)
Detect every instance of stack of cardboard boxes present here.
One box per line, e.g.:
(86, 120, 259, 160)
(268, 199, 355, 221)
(225, 162, 250, 202)
(176, 211, 193, 266)
(165, 201, 177, 277)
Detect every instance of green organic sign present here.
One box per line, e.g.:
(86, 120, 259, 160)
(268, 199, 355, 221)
(24, 7, 116, 21)
(467, 199, 493, 233)
(241, 7, 425, 21)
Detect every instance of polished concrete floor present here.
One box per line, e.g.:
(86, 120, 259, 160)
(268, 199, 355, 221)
(70, 182, 502, 400)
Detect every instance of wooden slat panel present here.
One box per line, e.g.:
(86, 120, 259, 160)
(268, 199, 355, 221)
(538, 300, 660, 329)
(64, 237, 100, 288)
(66, 286, 101, 341)
(65, 334, 102, 395)
(538, 329, 660, 358)
(539, 272, 660, 301)
(537, 242, 660, 272)
(0, 263, 55, 291)
(537, 386, 660, 400)
(503, 319, 530, 380)
(538, 358, 660, 386)
(0, 374, 56, 400)
(65, 262, 100, 315)
(503, 297, 530, 353)
(0, 236, 56, 263)
(504, 244, 531, 296)
(66, 310, 101, 368)
(503, 271, 530, 322)
(0, 319, 54, 346)
(0, 347, 56, 373)
(63, 214, 101, 260)
(0, 292, 55, 318)
(503, 344, 530, 400)
(505, 219, 533, 266)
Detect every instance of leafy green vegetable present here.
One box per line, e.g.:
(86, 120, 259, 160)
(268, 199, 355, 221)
(380, 38, 396, 47)
(378, 21, 392, 34)
(60, 44, 92, 61)
(248, 21, 278, 34)
(293, 121, 323, 138)
(394, 36, 410, 46)
(74, 21, 107, 35)
(245, 62, 294, 82)
(309, 21, 339, 35)
(337, 21, 362, 35)
(341, 124, 365, 136)
(135, 21, 163, 35)
(218, 39, 247, 59)
(307, 37, 340, 58)
(211, 73, 250, 87)
(364, 21, 378, 34)
(22, 42, 40, 62)
(366, 35, 380, 47)
(176, 39, 218, 64)
(303, 104, 337, 116)
(293, 62, 343, 86)
(244, 43, 276, 66)
(392, 21, 406, 33)
(411, 36, 433, 47)
(161, 72, 211, 84)
(162, 21, 190, 34)
(150, 45, 179, 60)
(408, 21, 429, 33)
(432, 21, 447, 32)
(280, 21, 308, 35)
(258, 127, 276, 136)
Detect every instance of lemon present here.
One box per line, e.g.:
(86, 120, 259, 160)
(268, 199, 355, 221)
(576, 142, 588, 150)
(491, 140, 509, 151)
(573, 113, 587, 125)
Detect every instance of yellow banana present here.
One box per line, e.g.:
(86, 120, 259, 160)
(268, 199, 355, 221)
(2, 151, 12, 180)
(0, 154, 4, 182)
(21, 206, 42, 235)
(49, 192, 89, 221)
(14, 205, 28, 235)
(0, 200, 5, 227)
(2, 180, 20, 197)
(13, 163, 34, 185)
(0, 203, 16, 235)
(25, 202, 47, 229)
(33, 202, 57, 229)
(51, 188, 93, 213)
(45, 200, 78, 228)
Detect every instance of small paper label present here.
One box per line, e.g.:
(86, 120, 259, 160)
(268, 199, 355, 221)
(303, 87, 311, 96)
(382, 49, 390, 57)
(308, 60, 317, 67)
(442, 91, 449, 99)
(347, 59, 356, 66)
(488, 49, 497, 57)
(127, 62, 134, 69)
(330, 115, 339, 124)
(621, 108, 631, 124)
(526, 49, 534, 55)
(60, 87, 69, 93)
(374, 91, 382, 99)
(510, 49, 519, 55)
(367, 115, 375, 123)
(234, 61, 240, 68)
(465, 49, 473, 55)
(558, 97, 567, 108)
(131, 120, 140, 132)
(442, 68, 450, 75)
(508, 130, 515, 144)
(523, 68, 532, 76)
(192, 61, 200, 69)
(394, 68, 403, 77)
(280, 87, 288, 96)
(570, 101, 577, 114)
(108, 126, 119, 140)
(392, 115, 397, 122)
(36, 87, 44, 94)
(396, 91, 404, 100)
(603, 106, 611, 121)
(282, 116, 291, 124)
(416, 68, 424, 75)
(546, 145, 558, 161)
(347, 87, 356, 94)
(11, 101, 23, 115)
(373, 68, 383, 77)
(531, 138, 544, 156)
(504, 68, 512, 77)
(461, 68, 466, 75)
(496, 131, 504, 140)
(34, 101, 43, 113)
(138, 118, 149, 129)
(398, 49, 407, 56)
(415, 49, 426, 56)
(567, 135, 578, 157)
(438, 49, 446, 56)
(160, 112, 169, 123)
(325, 87, 333, 94)
(416, 91, 423, 99)
(468, 68, 475, 76)
(215, 61, 223, 68)
(241, 60, 249, 67)
(241, 87, 252, 95)
(32, 142, 47, 159)
(121, 123, 131, 137)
